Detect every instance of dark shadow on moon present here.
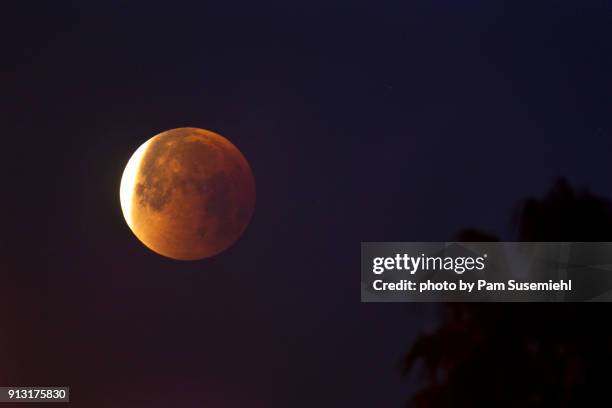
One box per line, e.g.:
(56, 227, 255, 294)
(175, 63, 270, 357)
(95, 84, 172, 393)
(128, 127, 256, 260)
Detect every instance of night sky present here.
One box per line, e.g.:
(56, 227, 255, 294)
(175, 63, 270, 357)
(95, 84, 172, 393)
(3, 1, 612, 406)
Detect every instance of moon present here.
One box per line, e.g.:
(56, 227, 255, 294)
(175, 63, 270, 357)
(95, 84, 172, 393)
(120, 127, 256, 260)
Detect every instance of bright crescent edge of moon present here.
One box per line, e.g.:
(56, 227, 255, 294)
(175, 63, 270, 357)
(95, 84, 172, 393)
(119, 138, 153, 230)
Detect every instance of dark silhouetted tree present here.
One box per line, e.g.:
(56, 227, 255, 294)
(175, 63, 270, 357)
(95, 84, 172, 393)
(402, 179, 612, 407)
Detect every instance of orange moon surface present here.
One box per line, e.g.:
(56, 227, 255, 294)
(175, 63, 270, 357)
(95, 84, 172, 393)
(120, 127, 256, 260)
